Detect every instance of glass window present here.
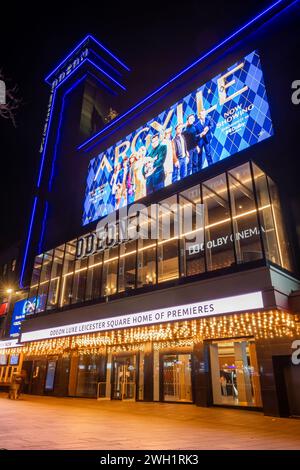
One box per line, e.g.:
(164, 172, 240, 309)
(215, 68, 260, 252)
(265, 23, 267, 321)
(118, 240, 137, 292)
(252, 163, 281, 265)
(210, 339, 262, 408)
(36, 250, 53, 313)
(179, 185, 205, 277)
(118, 215, 138, 292)
(162, 353, 192, 402)
(85, 251, 103, 301)
(60, 240, 76, 308)
(111, 354, 137, 400)
(46, 245, 64, 311)
(76, 354, 106, 397)
(268, 177, 292, 271)
(158, 196, 179, 283)
(102, 245, 119, 297)
(202, 173, 235, 271)
(228, 163, 263, 263)
(28, 254, 43, 309)
(72, 256, 88, 305)
(137, 207, 157, 287)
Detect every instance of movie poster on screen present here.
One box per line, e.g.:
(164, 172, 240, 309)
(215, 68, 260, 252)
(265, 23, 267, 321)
(83, 50, 273, 226)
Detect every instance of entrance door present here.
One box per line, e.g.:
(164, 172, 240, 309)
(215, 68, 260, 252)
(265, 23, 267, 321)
(162, 354, 192, 402)
(30, 359, 47, 395)
(209, 339, 262, 407)
(112, 355, 136, 400)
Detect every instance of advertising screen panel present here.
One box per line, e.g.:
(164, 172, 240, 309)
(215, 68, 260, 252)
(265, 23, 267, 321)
(83, 50, 273, 225)
(9, 296, 44, 338)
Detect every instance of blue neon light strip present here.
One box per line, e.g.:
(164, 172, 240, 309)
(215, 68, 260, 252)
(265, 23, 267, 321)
(78, 0, 286, 151)
(45, 34, 129, 84)
(20, 0, 294, 287)
(39, 54, 125, 189)
(41, 70, 117, 251)
(88, 35, 130, 72)
(89, 48, 123, 77)
(23, 60, 125, 283)
(86, 58, 126, 91)
(37, 90, 57, 188)
(38, 201, 48, 254)
(48, 74, 88, 192)
(20, 196, 38, 288)
(21, 35, 129, 286)
(45, 35, 90, 84)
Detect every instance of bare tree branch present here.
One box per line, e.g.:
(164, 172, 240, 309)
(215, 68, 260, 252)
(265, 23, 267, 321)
(0, 70, 23, 127)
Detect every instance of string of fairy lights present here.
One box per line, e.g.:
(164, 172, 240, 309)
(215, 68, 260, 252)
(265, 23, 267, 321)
(1, 310, 299, 357)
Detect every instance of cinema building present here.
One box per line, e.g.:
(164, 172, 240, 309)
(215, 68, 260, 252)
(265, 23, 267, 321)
(1, 1, 300, 417)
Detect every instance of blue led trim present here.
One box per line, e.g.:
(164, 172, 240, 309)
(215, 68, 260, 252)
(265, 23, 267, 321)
(89, 49, 123, 77)
(20, 196, 38, 288)
(48, 74, 88, 192)
(45, 35, 90, 84)
(77, 0, 286, 151)
(38, 201, 48, 255)
(85, 58, 126, 91)
(87, 34, 130, 72)
(45, 34, 129, 84)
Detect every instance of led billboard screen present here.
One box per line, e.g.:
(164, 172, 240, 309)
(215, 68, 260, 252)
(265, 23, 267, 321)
(83, 50, 273, 226)
(9, 296, 44, 338)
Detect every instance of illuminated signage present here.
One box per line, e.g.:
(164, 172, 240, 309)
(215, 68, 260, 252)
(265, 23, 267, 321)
(76, 223, 261, 261)
(83, 50, 273, 225)
(39, 47, 89, 155)
(0, 302, 8, 316)
(0, 339, 21, 350)
(21, 292, 263, 342)
(9, 296, 43, 338)
(50, 48, 89, 90)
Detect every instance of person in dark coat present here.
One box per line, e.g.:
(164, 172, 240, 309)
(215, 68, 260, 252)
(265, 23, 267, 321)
(142, 134, 167, 195)
(198, 110, 214, 168)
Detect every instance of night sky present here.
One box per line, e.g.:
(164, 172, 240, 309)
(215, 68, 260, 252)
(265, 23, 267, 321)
(0, 0, 294, 251)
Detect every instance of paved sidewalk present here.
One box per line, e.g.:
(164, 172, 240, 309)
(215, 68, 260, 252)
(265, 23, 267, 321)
(0, 393, 300, 450)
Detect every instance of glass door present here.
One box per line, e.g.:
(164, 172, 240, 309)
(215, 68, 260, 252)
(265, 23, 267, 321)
(112, 355, 136, 400)
(209, 338, 262, 407)
(162, 354, 192, 402)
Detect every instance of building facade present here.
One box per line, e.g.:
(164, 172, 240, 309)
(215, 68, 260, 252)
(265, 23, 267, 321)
(1, 0, 300, 417)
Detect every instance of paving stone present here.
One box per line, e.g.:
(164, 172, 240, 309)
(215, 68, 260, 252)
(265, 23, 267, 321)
(0, 394, 300, 450)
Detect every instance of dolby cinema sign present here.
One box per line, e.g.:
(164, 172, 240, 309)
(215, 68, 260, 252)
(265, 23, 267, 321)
(20, 292, 264, 343)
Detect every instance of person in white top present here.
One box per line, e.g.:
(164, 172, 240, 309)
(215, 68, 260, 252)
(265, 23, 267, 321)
(162, 127, 174, 186)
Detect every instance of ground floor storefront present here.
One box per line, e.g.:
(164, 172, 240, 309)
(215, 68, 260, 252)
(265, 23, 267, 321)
(1, 309, 300, 417)
(21, 337, 262, 407)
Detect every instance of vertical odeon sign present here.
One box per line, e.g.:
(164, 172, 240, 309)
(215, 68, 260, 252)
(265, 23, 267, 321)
(39, 47, 89, 159)
(19, 46, 89, 288)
